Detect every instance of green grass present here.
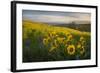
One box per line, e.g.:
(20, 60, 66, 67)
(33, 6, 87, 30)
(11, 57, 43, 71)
(22, 20, 91, 62)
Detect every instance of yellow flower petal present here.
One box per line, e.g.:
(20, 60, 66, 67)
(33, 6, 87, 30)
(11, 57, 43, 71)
(66, 45, 75, 55)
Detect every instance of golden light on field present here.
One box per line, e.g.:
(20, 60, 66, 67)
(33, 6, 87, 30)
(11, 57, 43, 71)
(23, 20, 91, 62)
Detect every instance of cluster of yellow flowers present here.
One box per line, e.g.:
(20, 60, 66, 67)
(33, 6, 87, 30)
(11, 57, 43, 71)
(43, 31, 86, 56)
(77, 37, 85, 55)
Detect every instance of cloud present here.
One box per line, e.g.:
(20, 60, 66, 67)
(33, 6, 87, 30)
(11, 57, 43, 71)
(37, 15, 78, 23)
(23, 10, 91, 24)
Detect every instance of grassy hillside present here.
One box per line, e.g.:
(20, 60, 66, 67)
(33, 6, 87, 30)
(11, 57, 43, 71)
(54, 23, 91, 32)
(22, 20, 91, 62)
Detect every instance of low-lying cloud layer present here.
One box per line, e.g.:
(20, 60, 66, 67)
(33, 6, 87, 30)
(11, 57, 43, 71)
(23, 10, 91, 24)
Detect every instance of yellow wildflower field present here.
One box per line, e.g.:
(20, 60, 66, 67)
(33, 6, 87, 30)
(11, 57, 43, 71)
(23, 20, 91, 62)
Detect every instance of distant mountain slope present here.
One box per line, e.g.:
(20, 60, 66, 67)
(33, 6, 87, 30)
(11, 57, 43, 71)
(54, 23, 91, 32)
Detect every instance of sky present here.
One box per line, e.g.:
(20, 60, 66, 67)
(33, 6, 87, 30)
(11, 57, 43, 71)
(22, 10, 91, 24)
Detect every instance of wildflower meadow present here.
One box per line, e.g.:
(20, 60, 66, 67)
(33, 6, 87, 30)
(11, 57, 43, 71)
(22, 20, 91, 62)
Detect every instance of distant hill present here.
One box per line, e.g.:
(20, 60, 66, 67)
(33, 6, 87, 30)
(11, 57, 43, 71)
(53, 23, 91, 32)
(37, 20, 91, 32)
